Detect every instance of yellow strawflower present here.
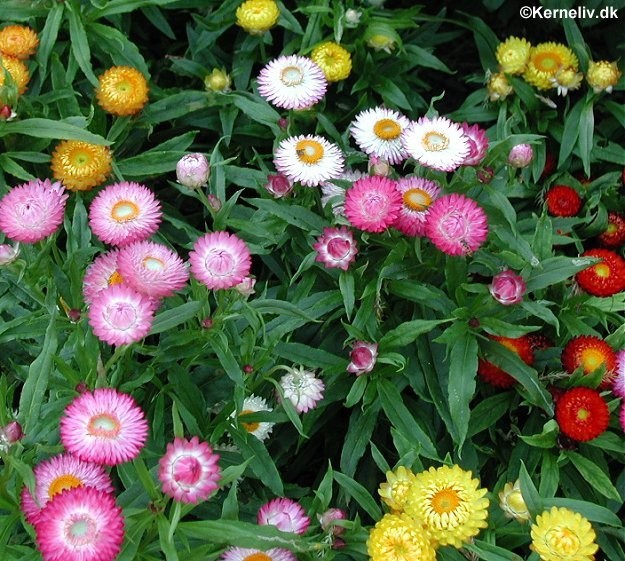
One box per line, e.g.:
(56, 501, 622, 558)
(496, 36, 531, 75)
(0, 25, 39, 59)
(404, 464, 489, 549)
(487, 71, 513, 101)
(96, 66, 149, 116)
(586, 60, 621, 94)
(524, 42, 579, 90)
(204, 68, 231, 92)
(0, 54, 30, 95)
(310, 42, 352, 82)
(531, 507, 598, 561)
(498, 480, 530, 523)
(367, 513, 436, 561)
(235, 0, 280, 35)
(551, 67, 583, 96)
(378, 466, 416, 513)
(51, 140, 112, 191)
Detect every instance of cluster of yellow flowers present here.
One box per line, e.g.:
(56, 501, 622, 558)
(488, 36, 621, 101)
(0, 24, 39, 96)
(370, 466, 599, 561)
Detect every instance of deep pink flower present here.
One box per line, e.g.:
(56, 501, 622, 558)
(461, 123, 489, 166)
(489, 269, 526, 305)
(344, 176, 402, 233)
(347, 340, 378, 375)
(265, 174, 293, 198)
(313, 227, 358, 270)
(425, 193, 488, 256)
(257, 497, 310, 534)
(1, 420, 22, 444)
(0, 178, 68, 243)
(158, 436, 221, 504)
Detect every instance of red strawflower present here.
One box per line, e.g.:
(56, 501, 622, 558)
(555, 387, 609, 442)
(576, 248, 625, 297)
(561, 335, 616, 389)
(545, 185, 582, 217)
(598, 212, 625, 248)
(478, 335, 534, 388)
(527, 333, 553, 351)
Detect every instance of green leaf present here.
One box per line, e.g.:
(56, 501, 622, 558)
(228, 91, 281, 134)
(0, 118, 110, 144)
(465, 540, 523, 561)
(339, 270, 355, 319)
(116, 150, 189, 177)
(565, 451, 622, 501)
(66, 6, 98, 86)
(542, 497, 621, 526)
(88, 23, 150, 76)
(578, 100, 594, 177)
(525, 256, 597, 292)
(230, 431, 284, 496)
(90, 0, 181, 18)
(209, 332, 244, 386)
(379, 318, 450, 349)
(150, 301, 202, 335)
(36, 3, 64, 80)
(518, 460, 544, 517)
(340, 405, 378, 476)
(334, 471, 382, 521)
(558, 98, 585, 168)
(520, 419, 559, 449)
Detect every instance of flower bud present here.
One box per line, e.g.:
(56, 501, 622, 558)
(204, 68, 232, 92)
(586, 60, 621, 94)
(234, 276, 256, 297)
(318, 508, 347, 536)
(67, 308, 81, 323)
(265, 174, 293, 198)
(0, 243, 19, 265)
(0, 105, 16, 121)
(344, 9, 362, 27)
(201, 317, 214, 329)
(207, 194, 222, 212)
(477, 166, 494, 184)
(487, 72, 513, 102)
(243, 364, 254, 374)
(176, 153, 210, 189)
(347, 340, 378, 376)
(489, 269, 526, 306)
(1, 420, 23, 444)
(498, 480, 530, 523)
(507, 144, 534, 168)
(75, 382, 89, 394)
(278, 117, 289, 130)
(368, 155, 391, 177)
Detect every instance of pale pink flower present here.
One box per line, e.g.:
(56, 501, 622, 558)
(257, 497, 311, 534)
(0, 243, 19, 264)
(0, 179, 68, 243)
(88, 284, 156, 346)
(220, 548, 296, 561)
(265, 174, 293, 198)
(82, 249, 124, 306)
(425, 193, 488, 256)
(60, 387, 149, 466)
(234, 276, 256, 297)
(347, 340, 378, 375)
(489, 269, 526, 305)
(158, 436, 221, 504)
(461, 123, 489, 166)
(508, 143, 534, 168)
(279, 366, 325, 413)
(344, 176, 402, 233)
(189, 231, 252, 290)
(394, 177, 441, 237)
(176, 153, 210, 188)
(313, 227, 358, 271)
(34, 486, 124, 561)
(368, 155, 392, 176)
(318, 508, 347, 536)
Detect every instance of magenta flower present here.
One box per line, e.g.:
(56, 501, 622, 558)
(0, 178, 68, 243)
(158, 436, 221, 504)
(347, 340, 378, 376)
(60, 387, 149, 466)
(614, 350, 625, 398)
(344, 176, 402, 233)
(313, 227, 358, 270)
(489, 269, 526, 305)
(34, 486, 124, 561)
(508, 143, 534, 168)
(424, 193, 488, 256)
(189, 231, 252, 290)
(461, 123, 489, 166)
(265, 174, 293, 198)
(257, 497, 311, 534)
(176, 153, 210, 188)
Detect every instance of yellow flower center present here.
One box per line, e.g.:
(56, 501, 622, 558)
(111, 200, 140, 222)
(295, 140, 324, 164)
(373, 119, 402, 140)
(580, 348, 604, 371)
(48, 474, 83, 498)
(115, 79, 132, 93)
(70, 150, 93, 168)
(545, 526, 580, 555)
(594, 263, 611, 278)
(403, 188, 432, 211)
(108, 270, 124, 286)
(533, 52, 562, 73)
(142, 257, 165, 271)
(87, 413, 120, 438)
(240, 409, 260, 432)
(422, 131, 449, 152)
(280, 65, 304, 86)
(243, 554, 272, 561)
(577, 408, 590, 421)
(431, 487, 461, 514)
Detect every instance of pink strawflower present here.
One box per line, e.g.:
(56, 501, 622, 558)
(461, 123, 489, 166)
(265, 174, 293, 198)
(60, 387, 149, 466)
(425, 193, 488, 256)
(82, 249, 124, 306)
(88, 284, 156, 346)
(0, 178, 68, 243)
(234, 276, 256, 297)
(0, 242, 19, 264)
(489, 269, 526, 305)
(279, 365, 325, 413)
(344, 176, 402, 233)
(0, 420, 22, 444)
(508, 143, 534, 168)
(189, 231, 252, 290)
(220, 548, 297, 561)
(176, 153, 210, 188)
(257, 497, 311, 534)
(614, 350, 625, 398)
(347, 340, 378, 376)
(158, 436, 221, 504)
(34, 486, 124, 561)
(318, 508, 347, 536)
(88, 181, 162, 246)
(394, 177, 441, 237)
(313, 227, 358, 271)
(21, 453, 114, 526)
(117, 240, 188, 298)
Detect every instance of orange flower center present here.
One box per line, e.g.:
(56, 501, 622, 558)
(142, 256, 165, 271)
(48, 474, 82, 498)
(403, 188, 432, 211)
(108, 270, 124, 286)
(243, 554, 272, 561)
(373, 119, 402, 140)
(422, 131, 449, 152)
(87, 413, 120, 438)
(431, 487, 461, 514)
(295, 140, 324, 164)
(111, 200, 140, 222)
(580, 348, 605, 372)
(534, 52, 562, 72)
(545, 526, 580, 555)
(239, 409, 260, 432)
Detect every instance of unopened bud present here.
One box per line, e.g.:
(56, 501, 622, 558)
(176, 153, 211, 189)
(204, 68, 231, 93)
(0, 105, 15, 120)
(1, 421, 23, 445)
(345, 9, 362, 27)
(67, 308, 81, 323)
(368, 155, 391, 176)
(508, 144, 534, 169)
(265, 174, 293, 198)
(278, 117, 289, 130)
(0, 243, 19, 265)
(75, 382, 89, 394)
(243, 364, 254, 374)
(201, 317, 214, 329)
(207, 194, 222, 212)
(477, 166, 494, 184)
(234, 276, 256, 297)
